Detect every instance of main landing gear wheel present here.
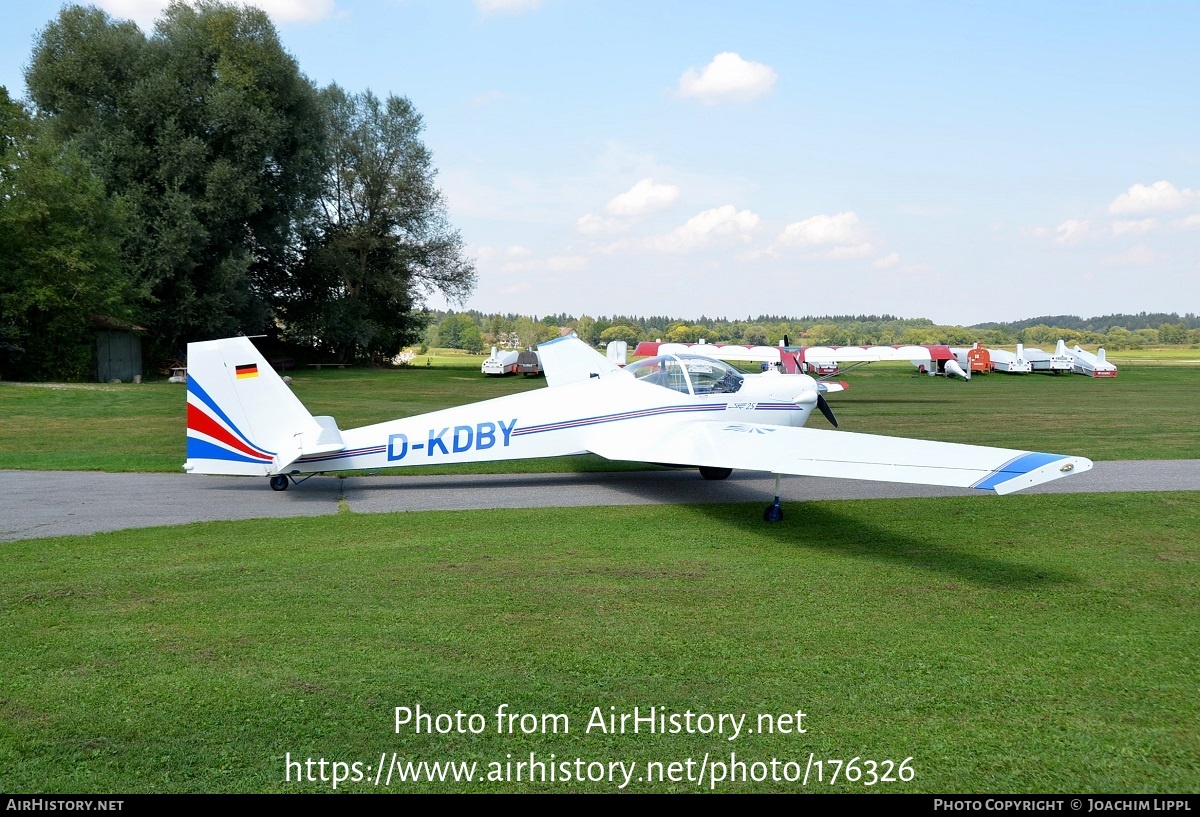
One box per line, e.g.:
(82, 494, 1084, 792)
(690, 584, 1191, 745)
(698, 466, 733, 481)
(269, 475, 289, 491)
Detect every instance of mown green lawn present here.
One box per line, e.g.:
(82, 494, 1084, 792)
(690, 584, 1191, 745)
(1, 493, 1196, 793)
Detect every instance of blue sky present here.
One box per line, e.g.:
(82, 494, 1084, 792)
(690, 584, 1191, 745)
(3, 0, 1198, 325)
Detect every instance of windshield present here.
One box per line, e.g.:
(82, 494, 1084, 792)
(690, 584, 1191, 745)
(626, 354, 744, 396)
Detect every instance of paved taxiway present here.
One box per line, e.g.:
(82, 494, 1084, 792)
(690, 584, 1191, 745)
(2, 460, 1198, 542)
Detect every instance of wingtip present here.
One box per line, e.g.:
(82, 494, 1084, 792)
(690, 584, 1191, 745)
(990, 454, 1093, 495)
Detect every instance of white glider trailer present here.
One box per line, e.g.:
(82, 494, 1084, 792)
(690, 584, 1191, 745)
(482, 347, 520, 376)
(1024, 340, 1074, 374)
(989, 343, 1033, 374)
(1069, 345, 1118, 377)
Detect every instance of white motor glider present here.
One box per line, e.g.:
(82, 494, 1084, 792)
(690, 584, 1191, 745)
(184, 335, 1093, 520)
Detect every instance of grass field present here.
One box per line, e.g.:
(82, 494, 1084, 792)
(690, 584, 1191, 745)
(1, 347, 1197, 794)
(1, 494, 1196, 793)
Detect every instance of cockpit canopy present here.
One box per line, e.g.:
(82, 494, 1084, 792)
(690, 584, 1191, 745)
(626, 354, 745, 396)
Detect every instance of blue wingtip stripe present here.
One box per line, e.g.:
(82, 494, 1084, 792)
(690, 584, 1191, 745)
(971, 452, 1066, 491)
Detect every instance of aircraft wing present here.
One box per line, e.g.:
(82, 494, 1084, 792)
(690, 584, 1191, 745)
(584, 419, 1092, 494)
(802, 345, 933, 363)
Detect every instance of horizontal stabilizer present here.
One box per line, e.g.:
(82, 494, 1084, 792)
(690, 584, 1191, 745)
(538, 334, 624, 388)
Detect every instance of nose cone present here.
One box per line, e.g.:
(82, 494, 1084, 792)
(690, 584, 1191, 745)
(791, 374, 820, 404)
(793, 387, 819, 405)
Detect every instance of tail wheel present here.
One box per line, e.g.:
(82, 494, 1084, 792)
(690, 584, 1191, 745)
(269, 475, 289, 491)
(698, 466, 733, 481)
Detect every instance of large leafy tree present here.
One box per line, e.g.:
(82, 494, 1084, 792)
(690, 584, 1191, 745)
(25, 2, 326, 354)
(0, 87, 130, 380)
(282, 85, 475, 363)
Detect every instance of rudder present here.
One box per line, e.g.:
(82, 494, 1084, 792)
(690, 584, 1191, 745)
(184, 337, 344, 476)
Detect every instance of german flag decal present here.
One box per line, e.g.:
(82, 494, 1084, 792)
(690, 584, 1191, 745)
(235, 363, 259, 379)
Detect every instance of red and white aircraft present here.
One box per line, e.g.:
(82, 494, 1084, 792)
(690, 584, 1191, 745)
(185, 335, 1092, 520)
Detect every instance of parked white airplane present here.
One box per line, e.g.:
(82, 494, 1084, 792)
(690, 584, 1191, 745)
(184, 336, 1093, 520)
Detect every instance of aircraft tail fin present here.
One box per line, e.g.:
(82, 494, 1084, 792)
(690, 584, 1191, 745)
(537, 334, 624, 388)
(184, 337, 345, 476)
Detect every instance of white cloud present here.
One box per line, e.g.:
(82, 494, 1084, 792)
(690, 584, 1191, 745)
(472, 91, 506, 108)
(1054, 219, 1090, 245)
(92, 0, 167, 26)
(1170, 214, 1200, 231)
(777, 212, 865, 247)
(677, 52, 777, 104)
(576, 213, 626, 235)
(478, 245, 587, 275)
(1108, 181, 1197, 215)
(95, 0, 336, 27)
(546, 255, 588, 272)
(242, 0, 336, 22)
(475, 0, 543, 16)
(1103, 244, 1163, 266)
(825, 243, 874, 260)
(651, 205, 760, 252)
(873, 252, 900, 269)
(773, 212, 877, 261)
(605, 178, 681, 217)
(578, 178, 680, 235)
(1112, 218, 1157, 236)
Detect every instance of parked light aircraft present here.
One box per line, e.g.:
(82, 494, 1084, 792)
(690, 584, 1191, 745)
(184, 335, 1093, 520)
(634, 341, 972, 380)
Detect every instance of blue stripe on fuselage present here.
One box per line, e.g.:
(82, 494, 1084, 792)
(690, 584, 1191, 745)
(513, 404, 724, 436)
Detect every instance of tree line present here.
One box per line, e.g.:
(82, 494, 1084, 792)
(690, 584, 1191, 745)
(0, 1, 473, 380)
(428, 311, 1200, 354)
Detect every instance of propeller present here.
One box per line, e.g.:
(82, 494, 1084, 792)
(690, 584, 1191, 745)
(816, 393, 839, 428)
(794, 388, 840, 428)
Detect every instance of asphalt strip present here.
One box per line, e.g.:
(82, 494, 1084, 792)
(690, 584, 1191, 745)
(1, 460, 1198, 542)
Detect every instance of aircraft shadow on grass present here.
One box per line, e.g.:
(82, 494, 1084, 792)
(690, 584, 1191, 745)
(327, 469, 1078, 590)
(683, 499, 1077, 590)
